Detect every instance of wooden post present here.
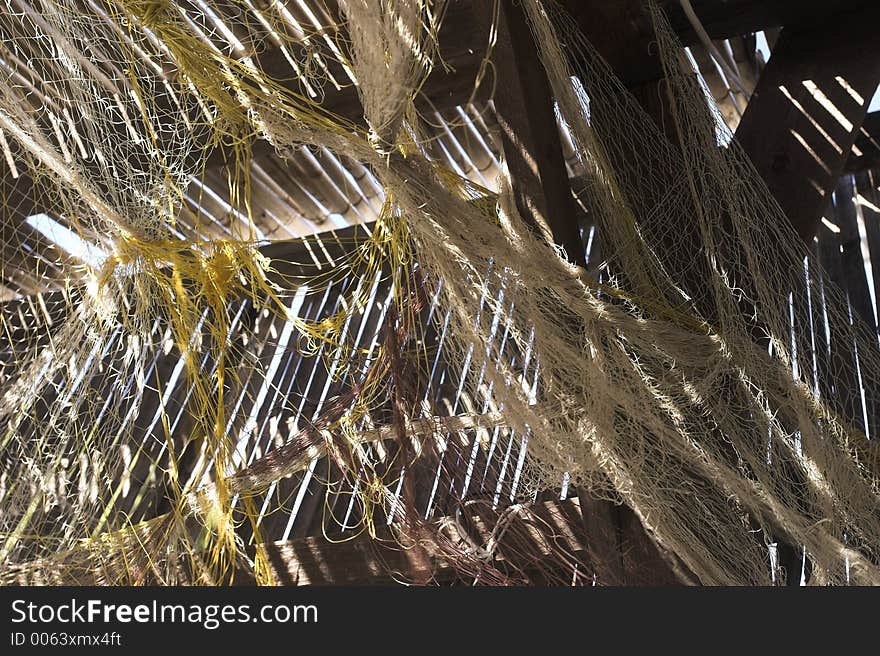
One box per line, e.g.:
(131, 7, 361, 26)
(472, 0, 585, 265)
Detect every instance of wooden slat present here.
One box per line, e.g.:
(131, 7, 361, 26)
(816, 201, 873, 439)
(834, 175, 876, 328)
(855, 170, 880, 318)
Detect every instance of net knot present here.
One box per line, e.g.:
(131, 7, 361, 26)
(129, 0, 174, 30)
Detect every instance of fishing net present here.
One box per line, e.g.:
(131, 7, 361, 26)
(0, 0, 878, 586)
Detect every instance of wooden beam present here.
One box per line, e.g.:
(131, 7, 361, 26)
(556, 0, 874, 89)
(472, 0, 584, 265)
(263, 497, 592, 585)
(854, 170, 880, 317)
(559, 0, 665, 90)
(735, 6, 880, 242)
(662, 0, 878, 45)
(847, 112, 880, 173)
(576, 490, 626, 585)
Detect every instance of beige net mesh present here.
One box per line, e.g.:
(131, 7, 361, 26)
(0, 0, 878, 585)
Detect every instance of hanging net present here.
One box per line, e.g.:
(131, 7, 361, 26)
(0, 0, 878, 585)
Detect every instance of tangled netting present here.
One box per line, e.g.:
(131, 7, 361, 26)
(0, 0, 879, 586)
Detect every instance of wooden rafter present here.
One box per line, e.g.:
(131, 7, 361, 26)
(735, 5, 880, 242)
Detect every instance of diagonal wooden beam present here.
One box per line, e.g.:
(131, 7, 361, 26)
(845, 111, 880, 173)
(662, 0, 878, 45)
(470, 0, 688, 585)
(734, 6, 880, 242)
(472, 0, 584, 265)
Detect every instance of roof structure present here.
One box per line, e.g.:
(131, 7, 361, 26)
(1, 0, 880, 587)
